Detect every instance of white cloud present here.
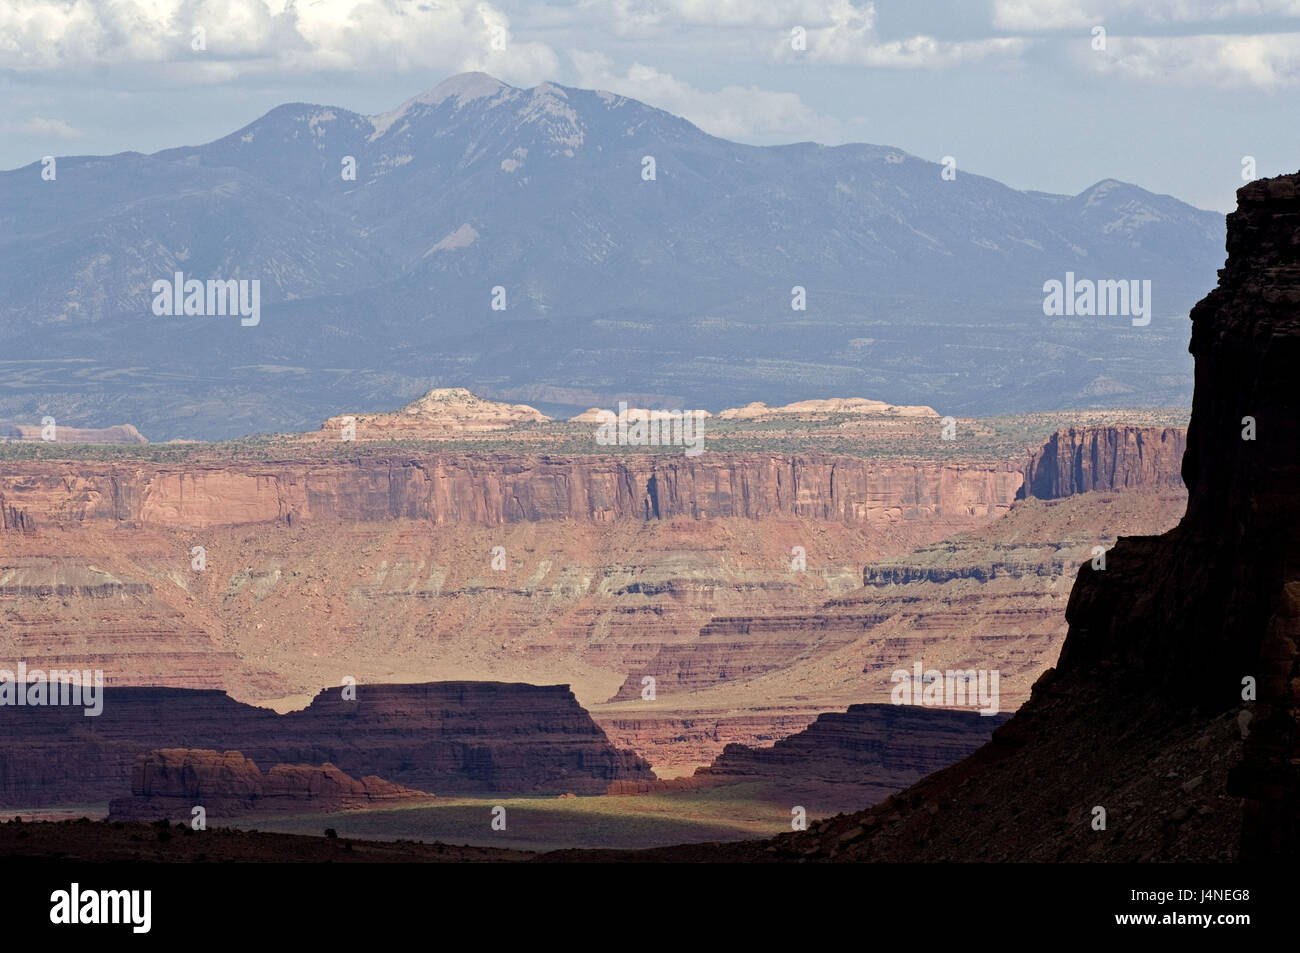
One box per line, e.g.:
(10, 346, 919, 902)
(812, 32, 1031, 67)
(569, 49, 844, 140)
(599, 0, 869, 31)
(994, 0, 1300, 30)
(5, 116, 86, 139)
(772, 0, 1031, 67)
(0, 0, 558, 84)
(1091, 31, 1300, 86)
(589, 0, 1029, 68)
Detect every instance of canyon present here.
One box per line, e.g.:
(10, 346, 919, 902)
(0, 405, 1189, 779)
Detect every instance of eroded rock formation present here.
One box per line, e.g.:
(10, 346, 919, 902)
(0, 682, 653, 807)
(1019, 426, 1187, 500)
(0, 496, 34, 534)
(0, 421, 1187, 774)
(107, 748, 432, 821)
(0, 453, 1023, 529)
(316, 387, 549, 440)
(608, 704, 1007, 816)
(6, 424, 146, 444)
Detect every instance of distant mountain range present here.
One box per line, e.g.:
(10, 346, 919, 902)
(0, 72, 1224, 440)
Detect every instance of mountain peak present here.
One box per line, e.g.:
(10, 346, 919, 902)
(368, 72, 511, 139)
(423, 71, 510, 104)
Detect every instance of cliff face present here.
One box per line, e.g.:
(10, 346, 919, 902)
(0, 496, 34, 534)
(1019, 426, 1187, 500)
(1057, 177, 1299, 706)
(107, 748, 432, 821)
(0, 682, 654, 807)
(0, 453, 1023, 529)
(0, 428, 1186, 778)
(695, 704, 1007, 814)
(605, 704, 1006, 815)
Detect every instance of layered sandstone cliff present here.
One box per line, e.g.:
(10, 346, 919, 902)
(0, 419, 1188, 776)
(608, 704, 1007, 816)
(1019, 426, 1187, 500)
(0, 496, 34, 534)
(107, 748, 433, 821)
(0, 453, 1024, 529)
(0, 682, 653, 807)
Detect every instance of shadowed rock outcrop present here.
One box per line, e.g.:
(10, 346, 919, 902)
(0, 682, 654, 807)
(107, 748, 433, 821)
(608, 704, 1008, 816)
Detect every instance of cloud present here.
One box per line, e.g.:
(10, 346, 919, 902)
(5, 116, 86, 139)
(0, 0, 558, 84)
(600, 0, 871, 31)
(1091, 31, 1300, 86)
(775, 1, 1031, 67)
(993, 0, 1300, 30)
(569, 49, 845, 140)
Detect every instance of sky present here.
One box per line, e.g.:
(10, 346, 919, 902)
(1, 0, 1298, 212)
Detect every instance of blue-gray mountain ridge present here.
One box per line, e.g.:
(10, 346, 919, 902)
(0, 72, 1222, 439)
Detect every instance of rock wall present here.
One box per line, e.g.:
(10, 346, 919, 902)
(1018, 426, 1187, 500)
(0, 682, 654, 806)
(605, 704, 1007, 816)
(107, 748, 432, 821)
(0, 454, 1023, 529)
(0, 495, 34, 534)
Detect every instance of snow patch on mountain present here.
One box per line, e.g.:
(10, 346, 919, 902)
(501, 147, 527, 173)
(425, 224, 479, 256)
(309, 111, 336, 137)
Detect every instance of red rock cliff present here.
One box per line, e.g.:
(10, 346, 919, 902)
(0, 453, 1024, 529)
(1019, 427, 1187, 500)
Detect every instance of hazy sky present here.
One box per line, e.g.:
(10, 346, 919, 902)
(2, 0, 1298, 212)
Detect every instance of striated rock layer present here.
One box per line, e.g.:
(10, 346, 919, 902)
(1019, 426, 1187, 500)
(0, 681, 653, 807)
(0, 453, 1023, 529)
(0, 425, 1187, 773)
(107, 748, 432, 821)
(593, 486, 1186, 769)
(608, 704, 1007, 816)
